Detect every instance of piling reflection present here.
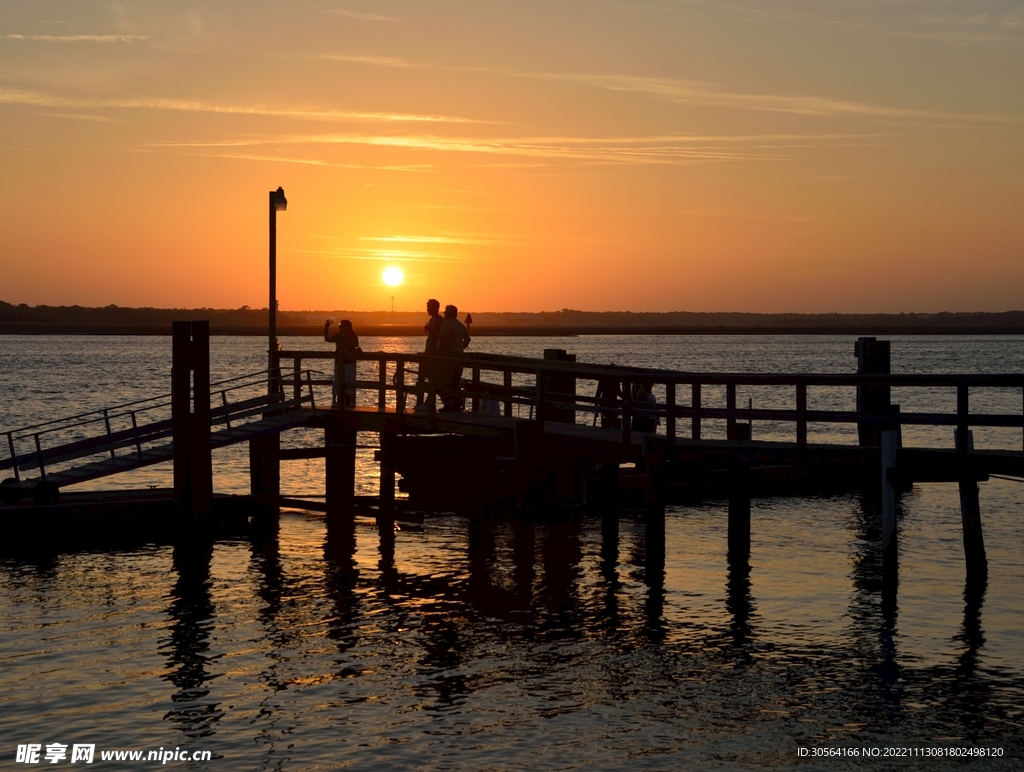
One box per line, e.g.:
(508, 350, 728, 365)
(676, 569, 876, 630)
(538, 514, 583, 630)
(643, 506, 667, 642)
(848, 492, 902, 724)
(161, 538, 222, 738)
(512, 516, 536, 613)
(724, 551, 754, 659)
(952, 575, 989, 738)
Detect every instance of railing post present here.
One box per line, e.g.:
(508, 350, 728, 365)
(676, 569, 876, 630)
(221, 391, 231, 430)
(378, 358, 388, 410)
(666, 382, 676, 444)
(622, 378, 632, 451)
(6, 432, 19, 482)
(504, 371, 513, 417)
(796, 381, 807, 449)
(293, 357, 301, 403)
(726, 383, 736, 441)
(471, 367, 480, 412)
(956, 380, 969, 454)
(692, 382, 701, 440)
(34, 434, 46, 481)
(103, 409, 115, 460)
(534, 368, 545, 428)
(396, 360, 405, 415)
(306, 369, 316, 410)
(131, 411, 144, 460)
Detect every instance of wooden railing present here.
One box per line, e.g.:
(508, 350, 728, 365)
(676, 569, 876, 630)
(279, 350, 1024, 454)
(1, 368, 318, 484)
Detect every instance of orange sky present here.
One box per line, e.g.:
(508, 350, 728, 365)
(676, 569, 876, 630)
(1, 1, 1022, 313)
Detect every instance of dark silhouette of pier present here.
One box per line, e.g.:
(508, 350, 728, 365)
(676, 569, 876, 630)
(3, 322, 1023, 592)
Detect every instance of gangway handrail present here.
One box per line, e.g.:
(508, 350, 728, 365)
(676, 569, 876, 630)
(2, 367, 315, 439)
(1, 368, 320, 482)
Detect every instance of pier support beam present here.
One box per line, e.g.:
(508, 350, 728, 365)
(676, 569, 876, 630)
(377, 432, 396, 548)
(959, 479, 987, 582)
(595, 463, 620, 564)
(880, 430, 899, 585)
(325, 424, 357, 539)
(728, 466, 751, 559)
(172, 321, 212, 522)
(249, 436, 280, 514)
(955, 428, 988, 582)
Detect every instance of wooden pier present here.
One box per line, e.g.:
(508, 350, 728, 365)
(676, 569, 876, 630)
(3, 325, 1023, 588)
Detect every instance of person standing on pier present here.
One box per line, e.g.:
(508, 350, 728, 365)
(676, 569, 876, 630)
(325, 319, 361, 408)
(631, 381, 659, 432)
(595, 374, 622, 429)
(437, 304, 471, 411)
(416, 299, 443, 407)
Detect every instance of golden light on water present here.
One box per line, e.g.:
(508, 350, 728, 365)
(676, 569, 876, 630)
(382, 267, 404, 287)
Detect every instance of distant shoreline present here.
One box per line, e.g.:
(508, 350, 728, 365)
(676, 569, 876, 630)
(3, 324, 1023, 337)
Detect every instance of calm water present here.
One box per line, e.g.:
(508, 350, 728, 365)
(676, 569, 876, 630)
(1, 335, 1023, 769)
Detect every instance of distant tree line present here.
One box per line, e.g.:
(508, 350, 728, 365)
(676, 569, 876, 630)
(2, 301, 1023, 332)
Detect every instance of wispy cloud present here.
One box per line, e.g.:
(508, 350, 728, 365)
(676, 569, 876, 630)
(150, 130, 879, 165)
(300, 51, 1022, 126)
(528, 71, 1024, 124)
(678, 208, 816, 222)
(0, 87, 484, 124)
(360, 234, 508, 246)
(38, 112, 111, 122)
(313, 53, 414, 68)
(5, 34, 148, 43)
(324, 9, 404, 23)
(289, 247, 465, 261)
(142, 149, 433, 172)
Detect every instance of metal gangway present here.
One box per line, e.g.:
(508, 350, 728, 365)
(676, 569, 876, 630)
(1, 368, 320, 505)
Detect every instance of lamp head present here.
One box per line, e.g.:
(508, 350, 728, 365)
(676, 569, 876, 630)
(272, 187, 287, 212)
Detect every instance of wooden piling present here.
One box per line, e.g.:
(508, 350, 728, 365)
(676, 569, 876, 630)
(597, 463, 619, 563)
(248, 435, 280, 513)
(325, 423, 357, 529)
(728, 465, 751, 559)
(541, 349, 577, 423)
(955, 427, 987, 580)
(171, 321, 212, 521)
(855, 337, 896, 446)
(880, 430, 898, 582)
(378, 431, 396, 542)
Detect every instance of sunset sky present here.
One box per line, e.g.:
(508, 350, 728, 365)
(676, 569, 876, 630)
(1, 1, 1022, 313)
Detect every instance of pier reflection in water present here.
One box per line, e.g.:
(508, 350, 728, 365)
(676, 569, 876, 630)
(162, 539, 222, 738)
(2, 486, 1023, 768)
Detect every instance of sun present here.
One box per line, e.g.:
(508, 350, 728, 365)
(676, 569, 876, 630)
(382, 266, 404, 287)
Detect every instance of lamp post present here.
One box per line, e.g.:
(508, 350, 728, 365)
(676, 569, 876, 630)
(269, 186, 287, 394)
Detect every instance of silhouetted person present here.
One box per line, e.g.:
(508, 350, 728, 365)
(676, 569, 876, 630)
(423, 298, 442, 354)
(325, 319, 360, 408)
(595, 374, 622, 429)
(416, 299, 443, 407)
(631, 381, 659, 432)
(437, 304, 470, 412)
